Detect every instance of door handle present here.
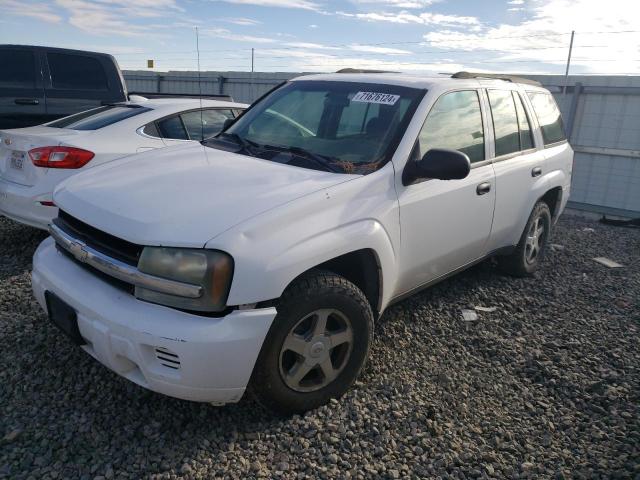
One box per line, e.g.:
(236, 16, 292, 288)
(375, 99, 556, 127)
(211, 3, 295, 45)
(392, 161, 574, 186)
(14, 98, 39, 105)
(476, 182, 492, 195)
(531, 166, 542, 177)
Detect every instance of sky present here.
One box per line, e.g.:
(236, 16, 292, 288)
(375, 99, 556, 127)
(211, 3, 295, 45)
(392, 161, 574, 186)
(1, 0, 639, 74)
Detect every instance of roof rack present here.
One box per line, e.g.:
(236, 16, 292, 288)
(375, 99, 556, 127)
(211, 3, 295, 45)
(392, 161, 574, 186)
(451, 71, 541, 86)
(335, 68, 396, 74)
(127, 92, 234, 102)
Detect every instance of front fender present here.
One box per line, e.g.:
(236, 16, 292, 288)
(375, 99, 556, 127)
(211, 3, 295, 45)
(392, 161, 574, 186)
(206, 167, 401, 310)
(216, 218, 398, 310)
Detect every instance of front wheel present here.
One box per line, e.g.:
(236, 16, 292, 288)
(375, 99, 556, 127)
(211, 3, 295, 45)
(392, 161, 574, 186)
(249, 271, 374, 415)
(498, 201, 552, 276)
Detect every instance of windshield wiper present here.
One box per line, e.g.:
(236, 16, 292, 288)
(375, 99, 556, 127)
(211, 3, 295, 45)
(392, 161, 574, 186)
(261, 144, 341, 173)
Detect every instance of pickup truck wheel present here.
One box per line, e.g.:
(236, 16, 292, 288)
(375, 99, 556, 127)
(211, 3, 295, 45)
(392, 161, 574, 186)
(498, 201, 552, 277)
(249, 271, 373, 415)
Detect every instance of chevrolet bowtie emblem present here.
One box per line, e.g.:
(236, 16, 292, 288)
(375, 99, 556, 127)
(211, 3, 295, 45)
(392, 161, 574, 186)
(69, 241, 88, 262)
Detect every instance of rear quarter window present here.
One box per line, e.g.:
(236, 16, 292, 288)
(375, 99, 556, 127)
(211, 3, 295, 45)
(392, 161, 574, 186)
(527, 92, 566, 145)
(47, 53, 108, 90)
(0, 50, 36, 88)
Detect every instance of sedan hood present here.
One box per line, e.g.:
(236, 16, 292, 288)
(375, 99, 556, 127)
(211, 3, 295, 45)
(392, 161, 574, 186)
(54, 143, 356, 247)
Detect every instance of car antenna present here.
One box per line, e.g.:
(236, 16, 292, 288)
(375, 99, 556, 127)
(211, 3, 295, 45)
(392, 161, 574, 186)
(195, 26, 204, 142)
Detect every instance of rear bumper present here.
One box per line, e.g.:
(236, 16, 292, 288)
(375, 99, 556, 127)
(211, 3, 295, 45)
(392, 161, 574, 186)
(0, 177, 56, 229)
(32, 237, 277, 404)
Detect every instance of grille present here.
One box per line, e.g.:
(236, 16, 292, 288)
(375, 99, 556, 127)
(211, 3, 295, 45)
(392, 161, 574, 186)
(155, 347, 181, 370)
(53, 210, 144, 294)
(55, 210, 143, 266)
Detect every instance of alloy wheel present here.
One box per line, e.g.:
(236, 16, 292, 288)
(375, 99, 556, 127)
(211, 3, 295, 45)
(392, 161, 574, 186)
(278, 308, 354, 392)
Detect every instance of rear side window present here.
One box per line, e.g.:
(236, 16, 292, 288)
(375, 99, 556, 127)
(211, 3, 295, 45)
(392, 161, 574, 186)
(0, 50, 37, 88)
(47, 105, 151, 130)
(181, 109, 235, 141)
(418, 90, 485, 163)
(47, 53, 108, 90)
(487, 90, 520, 157)
(158, 116, 188, 140)
(527, 92, 566, 145)
(513, 92, 534, 150)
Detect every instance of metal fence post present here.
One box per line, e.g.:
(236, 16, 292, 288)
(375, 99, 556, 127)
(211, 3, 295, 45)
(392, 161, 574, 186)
(566, 82, 582, 140)
(218, 75, 225, 95)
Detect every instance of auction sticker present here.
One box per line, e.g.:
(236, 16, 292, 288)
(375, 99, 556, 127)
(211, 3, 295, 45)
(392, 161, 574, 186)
(352, 91, 400, 105)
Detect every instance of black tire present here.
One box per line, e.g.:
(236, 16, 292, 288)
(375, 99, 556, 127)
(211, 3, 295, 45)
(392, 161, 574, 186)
(498, 201, 552, 277)
(249, 271, 374, 415)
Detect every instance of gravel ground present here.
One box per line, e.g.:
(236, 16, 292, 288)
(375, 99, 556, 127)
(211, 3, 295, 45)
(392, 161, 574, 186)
(0, 214, 638, 479)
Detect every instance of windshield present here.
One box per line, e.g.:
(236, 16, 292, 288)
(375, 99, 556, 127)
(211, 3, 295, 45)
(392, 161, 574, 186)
(47, 105, 151, 130)
(204, 80, 425, 174)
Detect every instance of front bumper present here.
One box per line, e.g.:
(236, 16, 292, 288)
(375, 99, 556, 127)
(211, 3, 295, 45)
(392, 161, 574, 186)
(32, 237, 277, 404)
(0, 177, 56, 230)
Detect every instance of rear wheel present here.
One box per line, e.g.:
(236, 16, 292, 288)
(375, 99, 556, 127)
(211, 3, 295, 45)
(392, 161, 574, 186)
(498, 201, 552, 276)
(249, 271, 373, 415)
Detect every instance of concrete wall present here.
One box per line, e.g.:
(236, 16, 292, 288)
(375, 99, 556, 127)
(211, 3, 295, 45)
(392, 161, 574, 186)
(123, 70, 640, 217)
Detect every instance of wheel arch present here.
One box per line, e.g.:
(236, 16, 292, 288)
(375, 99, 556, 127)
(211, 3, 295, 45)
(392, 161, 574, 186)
(286, 248, 383, 318)
(540, 186, 563, 221)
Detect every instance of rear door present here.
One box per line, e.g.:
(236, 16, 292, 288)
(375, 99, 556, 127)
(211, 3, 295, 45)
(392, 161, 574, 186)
(0, 47, 46, 129)
(43, 51, 111, 120)
(486, 88, 547, 250)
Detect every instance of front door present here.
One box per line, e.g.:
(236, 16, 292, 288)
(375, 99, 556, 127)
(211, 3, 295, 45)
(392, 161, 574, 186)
(395, 89, 496, 295)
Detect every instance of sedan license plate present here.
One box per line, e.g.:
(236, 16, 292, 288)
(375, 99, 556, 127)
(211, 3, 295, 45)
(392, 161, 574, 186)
(10, 151, 25, 170)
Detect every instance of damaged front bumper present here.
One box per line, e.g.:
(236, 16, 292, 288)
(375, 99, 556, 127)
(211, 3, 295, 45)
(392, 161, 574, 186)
(32, 237, 277, 404)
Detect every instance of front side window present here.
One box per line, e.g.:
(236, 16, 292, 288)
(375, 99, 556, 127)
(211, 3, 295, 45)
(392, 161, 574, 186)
(0, 50, 36, 88)
(47, 53, 108, 90)
(488, 90, 520, 157)
(205, 81, 425, 174)
(47, 105, 151, 130)
(417, 90, 485, 163)
(527, 92, 566, 145)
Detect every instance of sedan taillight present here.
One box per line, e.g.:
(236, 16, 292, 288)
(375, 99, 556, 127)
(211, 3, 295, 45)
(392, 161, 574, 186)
(29, 146, 95, 169)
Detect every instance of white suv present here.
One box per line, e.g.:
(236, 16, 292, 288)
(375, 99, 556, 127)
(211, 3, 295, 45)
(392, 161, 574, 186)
(31, 72, 573, 414)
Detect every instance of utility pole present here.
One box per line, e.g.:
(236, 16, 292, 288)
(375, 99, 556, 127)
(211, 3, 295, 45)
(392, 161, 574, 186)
(562, 30, 575, 102)
(251, 48, 254, 73)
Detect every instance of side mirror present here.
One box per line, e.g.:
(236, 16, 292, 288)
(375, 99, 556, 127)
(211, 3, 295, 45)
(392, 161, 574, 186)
(403, 148, 471, 184)
(221, 117, 234, 132)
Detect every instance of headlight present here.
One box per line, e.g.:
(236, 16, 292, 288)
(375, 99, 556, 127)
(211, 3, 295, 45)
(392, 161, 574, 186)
(135, 247, 233, 312)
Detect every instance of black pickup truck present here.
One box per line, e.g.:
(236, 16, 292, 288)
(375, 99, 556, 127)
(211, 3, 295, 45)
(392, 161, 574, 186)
(0, 45, 128, 129)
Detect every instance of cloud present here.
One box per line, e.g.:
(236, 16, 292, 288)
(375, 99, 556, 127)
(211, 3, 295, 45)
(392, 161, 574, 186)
(309, 24, 319, 28)
(216, 0, 321, 11)
(203, 28, 276, 43)
(350, 0, 440, 8)
(508, 0, 525, 4)
(337, 10, 480, 26)
(0, 0, 62, 23)
(423, 0, 640, 74)
(349, 45, 412, 55)
(283, 41, 341, 50)
(221, 17, 262, 25)
(49, 0, 196, 36)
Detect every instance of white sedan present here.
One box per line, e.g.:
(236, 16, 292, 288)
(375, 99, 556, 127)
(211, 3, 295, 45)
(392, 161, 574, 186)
(0, 97, 247, 229)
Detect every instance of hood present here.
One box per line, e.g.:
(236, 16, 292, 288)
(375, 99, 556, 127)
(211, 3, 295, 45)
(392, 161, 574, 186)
(54, 143, 357, 247)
